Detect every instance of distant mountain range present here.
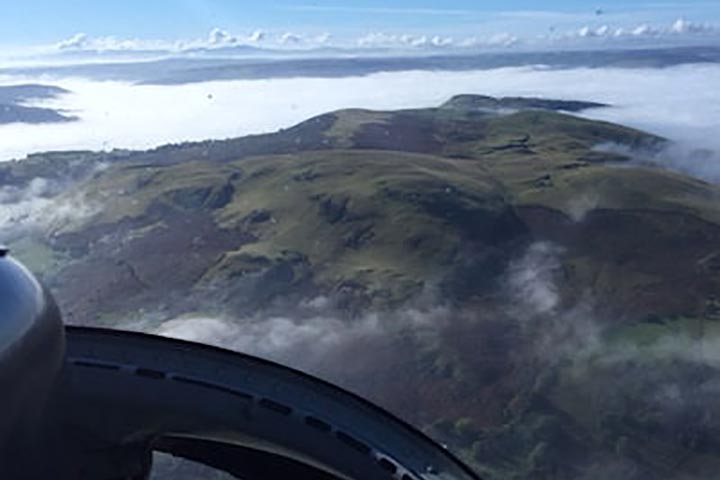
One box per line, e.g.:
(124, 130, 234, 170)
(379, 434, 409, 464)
(3, 45, 719, 85)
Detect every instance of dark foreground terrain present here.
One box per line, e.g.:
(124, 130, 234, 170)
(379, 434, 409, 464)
(3, 95, 720, 479)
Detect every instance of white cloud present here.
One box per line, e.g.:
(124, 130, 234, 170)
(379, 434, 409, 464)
(154, 314, 383, 362)
(631, 23, 659, 36)
(600, 332, 720, 369)
(506, 242, 563, 315)
(248, 30, 266, 43)
(314, 33, 332, 45)
(357, 31, 519, 49)
(53, 29, 266, 55)
(42, 16, 720, 59)
(279, 32, 302, 45)
(0, 177, 99, 240)
(356, 32, 393, 47)
(577, 25, 617, 37)
(566, 193, 601, 223)
(432, 35, 453, 47)
(595, 25, 611, 36)
(55, 32, 168, 53)
(356, 32, 456, 49)
(208, 28, 238, 46)
(487, 32, 519, 46)
(145, 301, 450, 371)
(562, 17, 716, 41)
(578, 26, 594, 37)
(670, 18, 714, 34)
(56, 33, 90, 50)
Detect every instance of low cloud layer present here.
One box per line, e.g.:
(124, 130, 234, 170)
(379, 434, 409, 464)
(597, 141, 720, 183)
(1, 63, 719, 182)
(140, 241, 716, 388)
(0, 177, 98, 241)
(142, 241, 720, 442)
(142, 299, 449, 378)
(154, 314, 384, 365)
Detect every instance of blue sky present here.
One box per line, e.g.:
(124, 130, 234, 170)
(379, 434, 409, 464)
(1, 0, 719, 47)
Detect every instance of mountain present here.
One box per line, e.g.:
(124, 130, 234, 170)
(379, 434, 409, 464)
(0, 84, 70, 103)
(0, 84, 76, 124)
(440, 95, 608, 113)
(3, 95, 720, 479)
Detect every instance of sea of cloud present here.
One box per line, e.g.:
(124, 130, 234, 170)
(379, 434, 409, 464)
(1, 62, 719, 180)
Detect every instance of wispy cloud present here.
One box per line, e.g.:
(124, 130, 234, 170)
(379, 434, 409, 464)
(282, 5, 477, 16)
(357, 32, 456, 48)
(496, 9, 600, 21)
(49, 28, 331, 54)
(633, 1, 720, 9)
(0, 176, 100, 241)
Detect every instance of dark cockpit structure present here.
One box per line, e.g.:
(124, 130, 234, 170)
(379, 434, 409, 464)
(0, 251, 480, 480)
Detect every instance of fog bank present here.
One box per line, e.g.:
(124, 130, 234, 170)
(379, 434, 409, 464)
(1, 63, 719, 183)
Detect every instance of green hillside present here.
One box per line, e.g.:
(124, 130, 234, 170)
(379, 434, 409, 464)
(4, 95, 720, 479)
